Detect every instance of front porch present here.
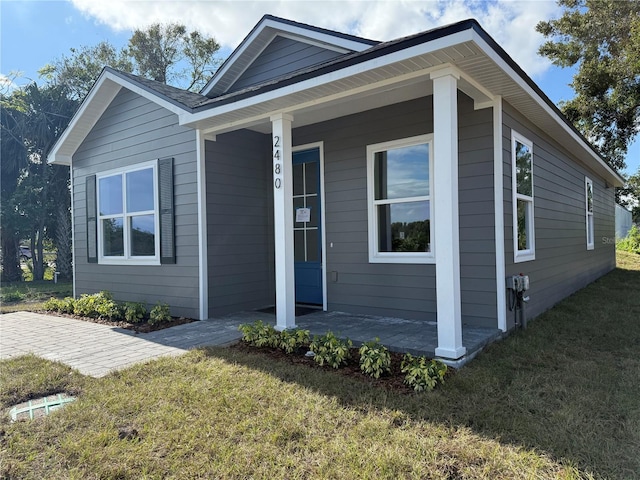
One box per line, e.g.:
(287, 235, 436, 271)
(216, 308, 502, 367)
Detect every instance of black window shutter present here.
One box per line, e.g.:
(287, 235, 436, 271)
(158, 157, 175, 264)
(86, 175, 98, 263)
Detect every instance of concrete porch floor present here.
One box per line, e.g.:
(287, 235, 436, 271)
(224, 308, 503, 366)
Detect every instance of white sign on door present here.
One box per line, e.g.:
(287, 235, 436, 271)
(296, 207, 311, 223)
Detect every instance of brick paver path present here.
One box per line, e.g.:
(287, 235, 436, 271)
(0, 312, 243, 377)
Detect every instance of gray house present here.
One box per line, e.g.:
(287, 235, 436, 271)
(48, 15, 624, 361)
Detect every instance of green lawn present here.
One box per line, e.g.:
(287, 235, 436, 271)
(1, 252, 638, 479)
(0, 280, 72, 314)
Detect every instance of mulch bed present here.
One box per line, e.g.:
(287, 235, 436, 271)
(230, 342, 454, 394)
(35, 311, 197, 333)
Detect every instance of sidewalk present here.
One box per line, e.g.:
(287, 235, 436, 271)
(0, 311, 244, 377)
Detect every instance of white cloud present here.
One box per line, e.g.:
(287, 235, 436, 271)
(0, 73, 20, 93)
(69, 0, 561, 78)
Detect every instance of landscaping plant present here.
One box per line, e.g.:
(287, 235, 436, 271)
(73, 292, 115, 318)
(149, 302, 172, 325)
(238, 320, 280, 348)
(400, 353, 447, 391)
(123, 302, 147, 324)
(617, 225, 640, 254)
(278, 328, 310, 354)
(359, 338, 391, 378)
(309, 331, 352, 368)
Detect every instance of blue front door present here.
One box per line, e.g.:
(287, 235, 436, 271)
(293, 148, 323, 305)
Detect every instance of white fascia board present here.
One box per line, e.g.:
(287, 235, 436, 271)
(469, 30, 625, 187)
(47, 77, 121, 165)
(184, 29, 476, 129)
(48, 70, 190, 166)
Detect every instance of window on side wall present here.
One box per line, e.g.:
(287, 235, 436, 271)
(512, 131, 535, 262)
(585, 177, 594, 250)
(366, 134, 434, 264)
(97, 162, 159, 265)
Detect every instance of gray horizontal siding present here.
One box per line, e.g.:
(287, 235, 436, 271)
(230, 35, 343, 92)
(206, 130, 274, 316)
(294, 97, 435, 321)
(502, 101, 616, 328)
(293, 94, 497, 327)
(72, 89, 200, 319)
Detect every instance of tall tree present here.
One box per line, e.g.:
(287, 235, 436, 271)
(536, 0, 640, 171)
(128, 23, 220, 91)
(40, 42, 133, 101)
(0, 83, 77, 280)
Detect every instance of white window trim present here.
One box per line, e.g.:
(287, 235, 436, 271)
(96, 160, 160, 265)
(585, 176, 594, 250)
(366, 134, 435, 264)
(512, 131, 535, 263)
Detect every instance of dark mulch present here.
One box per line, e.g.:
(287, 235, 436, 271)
(230, 342, 454, 394)
(35, 311, 197, 333)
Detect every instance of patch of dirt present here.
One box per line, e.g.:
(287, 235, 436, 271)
(35, 311, 197, 333)
(231, 343, 454, 394)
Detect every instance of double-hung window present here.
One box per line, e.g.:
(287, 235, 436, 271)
(512, 131, 535, 262)
(585, 177, 594, 250)
(367, 134, 434, 264)
(97, 161, 159, 264)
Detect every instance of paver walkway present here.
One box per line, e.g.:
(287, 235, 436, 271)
(0, 311, 244, 377)
(1, 310, 501, 377)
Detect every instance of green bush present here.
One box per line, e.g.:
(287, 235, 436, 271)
(123, 302, 147, 324)
(400, 353, 447, 392)
(73, 291, 115, 318)
(359, 338, 391, 378)
(1, 289, 25, 303)
(42, 296, 75, 314)
(617, 225, 640, 254)
(309, 331, 352, 369)
(278, 328, 310, 354)
(238, 320, 280, 348)
(149, 303, 172, 325)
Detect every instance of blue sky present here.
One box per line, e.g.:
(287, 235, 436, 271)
(1, 0, 637, 175)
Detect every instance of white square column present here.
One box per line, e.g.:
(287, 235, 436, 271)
(431, 68, 466, 359)
(270, 113, 296, 330)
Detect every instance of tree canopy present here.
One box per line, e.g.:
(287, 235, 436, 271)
(1, 23, 221, 281)
(536, 0, 640, 172)
(128, 23, 221, 92)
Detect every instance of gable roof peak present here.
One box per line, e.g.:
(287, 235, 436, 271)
(200, 14, 378, 97)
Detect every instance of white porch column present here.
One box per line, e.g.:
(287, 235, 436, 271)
(431, 68, 466, 359)
(270, 113, 296, 330)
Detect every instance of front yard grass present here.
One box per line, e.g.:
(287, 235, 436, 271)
(0, 281, 72, 314)
(1, 252, 638, 479)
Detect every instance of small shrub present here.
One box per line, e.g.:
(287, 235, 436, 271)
(1, 289, 25, 303)
(43, 296, 75, 314)
(238, 320, 279, 348)
(400, 353, 447, 392)
(95, 298, 122, 321)
(149, 303, 171, 326)
(278, 328, 310, 354)
(617, 225, 640, 254)
(123, 302, 147, 324)
(309, 331, 352, 369)
(73, 291, 115, 318)
(359, 338, 391, 378)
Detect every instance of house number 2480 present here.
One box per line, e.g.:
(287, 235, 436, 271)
(273, 135, 282, 189)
